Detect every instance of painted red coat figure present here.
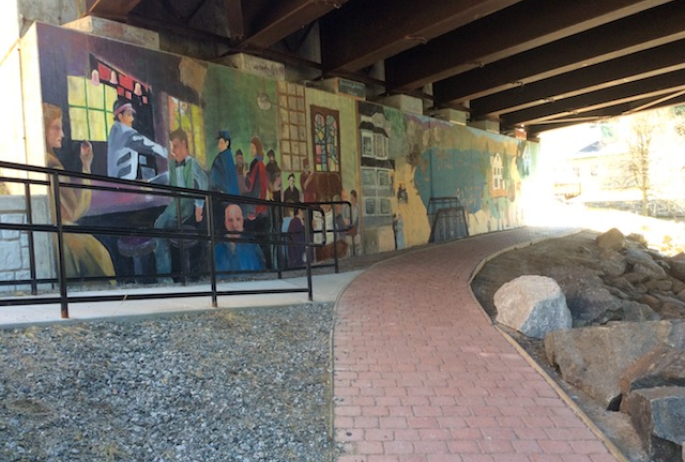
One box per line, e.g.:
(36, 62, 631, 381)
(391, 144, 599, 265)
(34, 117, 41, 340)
(244, 136, 269, 218)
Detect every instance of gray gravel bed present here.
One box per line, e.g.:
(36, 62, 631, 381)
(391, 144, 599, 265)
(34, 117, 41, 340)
(0, 303, 335, 462)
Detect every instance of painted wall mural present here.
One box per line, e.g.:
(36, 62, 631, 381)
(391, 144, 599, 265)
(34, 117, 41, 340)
(356, 101, 538, 254)
(33, 22, 538, 284)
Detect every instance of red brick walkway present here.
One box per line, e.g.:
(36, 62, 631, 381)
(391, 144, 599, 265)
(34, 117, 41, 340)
(333, 227, 621, 462)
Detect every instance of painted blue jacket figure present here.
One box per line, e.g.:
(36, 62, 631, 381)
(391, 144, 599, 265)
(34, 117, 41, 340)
(107, 97, 167, 180)
(209, 130, 240, 196)
(154, 128, 208, 279)
(215, 203, 265, 273)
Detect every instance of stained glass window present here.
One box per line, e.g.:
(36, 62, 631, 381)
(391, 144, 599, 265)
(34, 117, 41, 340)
(310, 106, 340, 173)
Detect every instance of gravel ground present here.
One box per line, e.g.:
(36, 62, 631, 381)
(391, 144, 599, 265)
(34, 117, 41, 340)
(0, 303, 336, 462)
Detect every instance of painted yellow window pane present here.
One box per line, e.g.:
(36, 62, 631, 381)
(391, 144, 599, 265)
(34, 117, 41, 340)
(67, 76, 86, 107)
(69, 107, 88, 140)
(88, 111, 107, 141)
(105, 86, 118, 114)
(86, 82, 104, 110)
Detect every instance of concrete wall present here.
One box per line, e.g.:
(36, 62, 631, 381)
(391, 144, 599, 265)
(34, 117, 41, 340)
(0, 20, 541, 287)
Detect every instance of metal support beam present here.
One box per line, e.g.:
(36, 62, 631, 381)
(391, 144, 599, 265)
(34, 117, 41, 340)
(501, 70, 685, 127)
(320, 0, 524, 73)
(223, 0, 245, 39)
(237, 0, 349, 49)
(386, 0, 674, 90)
(466, 39, 685, 117)
(86, 0, 146, 20)
(433, 1, 685, 104)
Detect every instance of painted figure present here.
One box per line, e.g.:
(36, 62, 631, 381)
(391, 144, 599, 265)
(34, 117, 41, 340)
(300, 158, 316, 203)
(234, 149, 247, 195)
(209, 130, 240, 196)
(286, 207, 306, 268)
(265, 149, 281, 201)
(154, 128, 208, 279)
(43, 103, 115, 282)
(283, 173, 300, 203)
(215, 203, 265, 272)
(345, 189, 360, 255)
(106, 97, 167, 180)
(243, 136, 269, 219)
(393, 213, 405, 250)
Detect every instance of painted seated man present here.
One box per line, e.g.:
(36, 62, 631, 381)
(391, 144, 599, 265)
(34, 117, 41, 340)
(107, 97, 167, 181)
(215, 203, 265, 274)
(154, 128, 208, 280)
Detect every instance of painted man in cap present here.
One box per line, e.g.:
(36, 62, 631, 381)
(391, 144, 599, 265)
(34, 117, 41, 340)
(209, 130, 240, 196)
(106, 96, 167, 180)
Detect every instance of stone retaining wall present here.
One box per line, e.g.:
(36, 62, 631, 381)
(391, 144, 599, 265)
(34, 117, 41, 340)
(0, 195, 53, 293)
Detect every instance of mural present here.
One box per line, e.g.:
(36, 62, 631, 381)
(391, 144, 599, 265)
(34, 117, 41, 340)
(33, 22, 538, 284)
(356, 101, 538, 254)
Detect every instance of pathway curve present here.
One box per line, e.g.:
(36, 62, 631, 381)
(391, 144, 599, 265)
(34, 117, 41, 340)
(333, 227, 621, 462)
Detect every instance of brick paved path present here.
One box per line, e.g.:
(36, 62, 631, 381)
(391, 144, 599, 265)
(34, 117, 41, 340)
(333, 227, 621, 462)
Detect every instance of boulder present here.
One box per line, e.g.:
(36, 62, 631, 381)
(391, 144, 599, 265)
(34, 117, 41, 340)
(634, 261, 668, 281)
(494, 275, 572, 339)
(670, 277, 685, 295)
(623, 248, 668, 281)
(645, 279, 673, 292)
(627, 232, 648, 245)
(608, 276, 635, 293)
(545, 321, 682, 410)
(639, 294, 661, 310)
(598, 248, 627, 277)
(668, 255, 685, 281)
(621, 387, 685, 462)
(621, 300, 659, 322)
(620, 346, 685, 396)
(596, 228, 626, 251)
(625, 271, 650, 285)
(656, 302, 685, 320)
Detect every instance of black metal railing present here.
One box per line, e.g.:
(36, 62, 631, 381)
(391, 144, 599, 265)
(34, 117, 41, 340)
(427, 196, 469, 243)
(0, 160, 353, 318)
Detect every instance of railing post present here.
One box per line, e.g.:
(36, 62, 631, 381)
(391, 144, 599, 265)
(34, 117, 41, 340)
(50, 173, 69, 319)
(304, 206, 313, 302)
(207, 194, 218, 308)
(24, 182, 38, 296)
(332, 201, 340, 274)
(175, 197, 186, 285)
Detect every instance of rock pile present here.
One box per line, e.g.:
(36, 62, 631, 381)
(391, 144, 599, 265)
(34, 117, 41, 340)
(495, 228, 685, 462)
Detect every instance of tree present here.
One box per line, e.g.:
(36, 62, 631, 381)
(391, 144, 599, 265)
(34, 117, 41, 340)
(625, 111, 657, 216)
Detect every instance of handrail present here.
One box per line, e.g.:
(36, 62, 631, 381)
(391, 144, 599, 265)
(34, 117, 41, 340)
(0, 160, 352, 318)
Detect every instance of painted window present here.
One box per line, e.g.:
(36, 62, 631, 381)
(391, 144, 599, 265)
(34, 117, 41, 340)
(168, 96, 207, 168)
(67, 76, 118, 142)
(311, 106, 340, 173)
(361, 166, 393, 216)
(278, 81, 307, 172)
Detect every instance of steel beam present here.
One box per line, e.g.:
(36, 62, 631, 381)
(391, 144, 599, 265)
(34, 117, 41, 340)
(501, 72, 685, 127)
(237, 0, 350, 49)
(434, 1, 685, 104)
(386, 0, 674, 90)
(320, 0, 524, 73)
(464, 39, 685, 118)
(86, 0, 146, 20)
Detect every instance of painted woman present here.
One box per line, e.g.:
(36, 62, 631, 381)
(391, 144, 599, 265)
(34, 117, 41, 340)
(43, 103, 115, 283)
